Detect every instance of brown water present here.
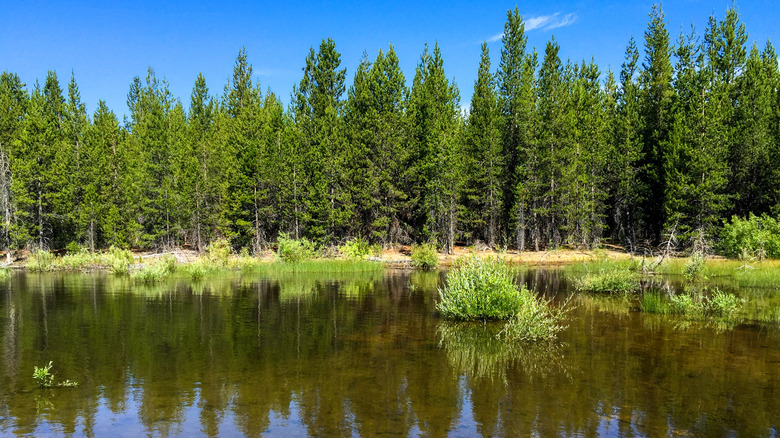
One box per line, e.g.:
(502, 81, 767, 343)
(0, 270, 778, 437)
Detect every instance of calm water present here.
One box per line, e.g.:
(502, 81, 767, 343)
(0, 270, 779, 437)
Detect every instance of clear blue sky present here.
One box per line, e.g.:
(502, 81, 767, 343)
(2, 0, 779, 119)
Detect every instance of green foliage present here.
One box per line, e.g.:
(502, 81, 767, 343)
(339, 236, 378, 260)
(104, 246, 133, 275)
(33, 361, 54, 388)
(26, 250, 55, 272)
(204, 238, 232, 267)
(0, 267, 10, 280)
(56, 250, 97, 270)
(437, 257, 522, 320)
(65, 241, 82, 254)
(131, 256, 176, 284)
(277, 232, 317, 263)
(641, 288, 744, 322)
(410, 243, 439, 270)
(438, 257, 567, 341)
(719, 214, 780, 259)
(683, 251, 706, 281)
(574, 268, 641, 294)
(33, 361, 78, 388)
(254, 259, 382, 274)
(500, 299, 567, 343)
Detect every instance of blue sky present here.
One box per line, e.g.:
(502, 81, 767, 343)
(2, 1, 779, 119)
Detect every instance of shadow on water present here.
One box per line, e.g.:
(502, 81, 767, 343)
(0, 269, 779, 436)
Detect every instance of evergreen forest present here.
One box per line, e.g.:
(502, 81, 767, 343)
(1, 5, 779, 255)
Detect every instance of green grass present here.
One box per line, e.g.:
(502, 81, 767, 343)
(130, 255, 177, 284)
(254, 259, 383, 274)
(437, 257, 529, 320)
(640, 288, 744, 322)
(574, 269, 641, 293)
(437, 257, 568, 342)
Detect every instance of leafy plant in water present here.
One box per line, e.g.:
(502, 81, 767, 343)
(437, 257, 523, 320)
(642, 288, 744, 323)
(499, 295, 569, 343)
(33, 361, 78, 388)
(437, 256, 568, 342)
(411, 243, 439, 270)
(33, 361, 54, 388)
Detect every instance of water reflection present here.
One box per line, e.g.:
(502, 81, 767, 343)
(0, 270, 778, 437)
(437, 321, 569, 384)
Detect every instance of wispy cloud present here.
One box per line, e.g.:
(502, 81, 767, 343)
(487, 32, 504, 43)
(544, 12, 578, 30)
(485, 11, 578, 42)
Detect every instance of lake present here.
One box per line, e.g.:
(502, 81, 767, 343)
(1, 269, 778, 437)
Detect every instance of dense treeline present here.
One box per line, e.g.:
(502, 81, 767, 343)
(1, 4, 779, 255)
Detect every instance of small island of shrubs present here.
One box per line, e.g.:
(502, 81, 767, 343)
(436, 257, 568, 342)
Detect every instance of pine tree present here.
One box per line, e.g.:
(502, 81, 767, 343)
(497, 7, 538, 250)
(664, 25, 731, 245)
(221, 48, 268, 251)
(465, 42, 503, 247)
(0, 72, 27, 258)
(184, 73, 219, 251)
(125, 68, 177, 248)
(610, 38, 645, 250)
(568, 59, 609, 247)
(293, 38, 349, 243)
(639, 4, 675, 243)
(62, 73, 90, 247)
(344, 46, 409, 244)
(83, 101, 123, 249)
(407, 43, 462, 253)
(534, 39, 568, 249)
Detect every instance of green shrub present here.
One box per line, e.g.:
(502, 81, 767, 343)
(131, 261, 174, 284)
(0, 268, 10, 280)
(65, 241, 82, 254)
(683, 251, 706, 281)
(411, 243, 439, 270)
(438, 257, 522, 320)
(277, 232, 317, 263)
(340, 236, 374, 260)
(159, 254, 177, 274)
(104, 246, 133, 275)
(27, 250, 55, 272)
(708, 289, 743, 320)
(719, 213, 780, 259)
(574, 269, 640, 293)
(204, 238, 232, 267)
(182, 261, 211, 280)
(58, 250, 99, 270)
(500, 296, 568, 342)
